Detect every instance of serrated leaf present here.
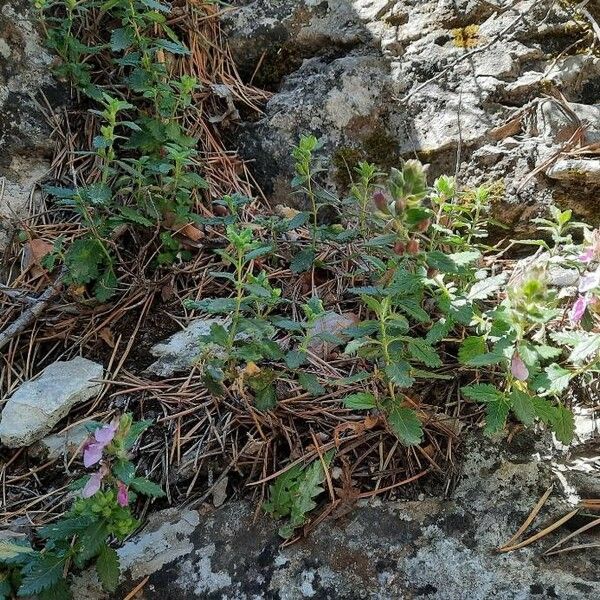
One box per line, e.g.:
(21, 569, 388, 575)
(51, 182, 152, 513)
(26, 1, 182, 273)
(449, 250, 481, 266)
(285, 350, 307, 369)
(542, 363, 572, 394)
(510, 389, 536, 426)
(110, 27, 134, 52)
(484, 395, 511, 435)
(398, 298, 430, 323)
(531, 396, 558, 425)
(408, 339, 442, 368)
(467, 273, 507, 300)
(154, 38, 189, 55)
(551, 405, 575, 445)
(343, 392, 377, 410)
(534, 344, 562, 360)
(119, 206, 154, 227)
(244, 245, 272, 261)
(77, 521, 109, 564)
(130, 477, 165, 498)
(96, 545, 120, 592)
(123, 419, 152, 450)
(425, 317, 454, 344)
(112, 460, 135, 485)
(255, 384, 277, 411)
(65, 239, 105, 284)
(0, 540, 35, 561)
(568, 334, 600, 364)
(385, 362, 415, 388)
(461, 383, 503, 403)
(427, 250, 458, 273)
(458, 336, 487, 365)
(298, 372, 325, 395)
(39, 517, 92, 541)
(269, 316, 303, 331)
(387, 407, 423, 446)
(19, 554, 65, 595)
(290, 248, 315, 273)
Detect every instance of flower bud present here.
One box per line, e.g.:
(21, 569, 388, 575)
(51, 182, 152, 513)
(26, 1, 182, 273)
(407, 238, 420, 254)
(427, 267, 439, 278)
(416, 218, 431, 233)
(394, 241, 406, 255)
(373, 191, 388, 212)
(394, 198, 406, 214)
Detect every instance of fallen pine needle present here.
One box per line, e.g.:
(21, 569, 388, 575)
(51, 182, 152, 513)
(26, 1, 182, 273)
(543, 516, 600, 556)
(123, 575, 150, 600)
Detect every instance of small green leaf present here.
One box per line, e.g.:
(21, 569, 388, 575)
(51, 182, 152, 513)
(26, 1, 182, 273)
(343, 392, 377, 410)
(290, 248, 315, 273)
(19, 554, 66, 595)
(568, 334, 600, 364)
(255, 384, 277, 411)
(112, 460, 135, 485)
(551, 405, 575, 445)
(407, 339, 442, 368)
(461, 383, 503, 403)
(467, 274, 507, 300)
(110, 27, 134, 52)
(285, 350, 307, 369)
(298, 372, 325, 395)
(96, 545, 120, 592)
(387, 407, 423, 446)
(458, 336, 487, 365)
(484, 395, 511, 435)
(510, 389, 536, 426)
(130, 477, 166, 498)
(385, 362, 415, 388)
(398, 298, 430, 323)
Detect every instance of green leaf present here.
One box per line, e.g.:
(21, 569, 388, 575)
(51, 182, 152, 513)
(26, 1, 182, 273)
(568, 334, 600, 364)
(285, 350, 307, 369)
(119, 206, 154, 227)
(551, 405, 575, 445)
(484, 394, 511, 435)
(188, 297, 238, 314)
(531, 396, 558, 425)
(255, 384, 277, 411)
(387, 407, 423, 446)
(398, 298, 430, 323)
(534, 344, 563, 360)
(38, 579, 72, 600)
(80, 182, 112, 206)
(269, 316, 303, 331)
(244, 245, 273, 261)
(510, 389, 536, 426)
(140, 0, 171, 11)
(154, 39, 190, 55)
(540, 363, 572, 394)
(427, 251, 458, 274)
(110, 27, 134, 52)
(298, 372, 325, 395)
(39, 517, 92, 541)
(388, 268, 423, 295)
(343, 392, 377, 410)
(467, 274, 507, 300)
(407, 339, 442, 368)
(0, 540, 34, 561)
(425, 317, 454, 344)
(19, 553, 66, 596)
(65, 239, 105, 284)
(77, 521, 109, 564)
(96, 545, 120, 592)
(113, 460, 135, 485)
(123, 419, 152, 450)
(385, 362, 415, 388)
(458, 336, 487, 365)
(461, 383, 503, 403)
(290, 248, 315, 273)
(130, 477, 166, 498)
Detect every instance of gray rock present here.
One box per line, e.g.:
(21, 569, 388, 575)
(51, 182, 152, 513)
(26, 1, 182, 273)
(546, 159, 600, 185)
(0, 0, 65, 249)
(33, 423, 91, 461)
(146, 318, 226, 377)
(75, 435, 600, 599)
(0, 357, 103, 447)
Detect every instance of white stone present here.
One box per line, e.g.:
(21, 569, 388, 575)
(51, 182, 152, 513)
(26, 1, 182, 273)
(0, 358, 103, 447)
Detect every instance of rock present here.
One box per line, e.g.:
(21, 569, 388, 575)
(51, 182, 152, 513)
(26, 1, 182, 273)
(308, 311, 357, 357)
(0, 358, 103, 447)
(546, 159, 600, 185)
(32, 423, 90, 461)
(76, 434, 600, 599)
(225, 0, 600, 228)
(0, 0, 65, 249)
(146, 318, 226, 377)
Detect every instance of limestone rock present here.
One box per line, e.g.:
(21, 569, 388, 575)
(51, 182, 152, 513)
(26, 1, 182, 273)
(0, 358, 103, 447)
(33, 423, 91, 461)
(146, 318, 226, 377)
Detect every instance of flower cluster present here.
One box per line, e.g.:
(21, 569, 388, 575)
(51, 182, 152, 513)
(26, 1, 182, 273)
(570, 229, 600, 324)
(82, 416, 128, 507)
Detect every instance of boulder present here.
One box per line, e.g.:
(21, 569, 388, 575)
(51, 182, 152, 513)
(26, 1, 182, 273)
(0, 357, 103, 447)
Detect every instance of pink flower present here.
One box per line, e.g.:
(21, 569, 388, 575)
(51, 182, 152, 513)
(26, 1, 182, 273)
(579, 247, 595, 263)
(83, 441, 104, 468)
(82, 465, 108, 499)
(82, 419, 119, 467)
(570, 295, 589, 324)
(579, 270, 600, 293)
(117, 482, 129, 507)
(510, 353, 529, 381)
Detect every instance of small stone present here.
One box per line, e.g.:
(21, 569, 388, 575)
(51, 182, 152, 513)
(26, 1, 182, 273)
(146, 318, 226, 377)
(212, 476, 229, 508)
(308, 311, 357, 357)
(33, 423, 90, 460)
(0, 357, 103, 448)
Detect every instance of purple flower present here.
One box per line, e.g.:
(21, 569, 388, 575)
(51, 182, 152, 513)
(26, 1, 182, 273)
(570, 295, 589, 324)
(510, 353, 529, 381)
(117, 482, 129, 507)
(83, 441, 104, 468)
(82, 419, 119, 467)
(579, 247, 595, 263)
(82, 466, 107, 499)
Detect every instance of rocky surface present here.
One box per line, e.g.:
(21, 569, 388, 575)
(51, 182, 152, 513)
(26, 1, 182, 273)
(0, 357, 103, 447)
(0, 0, 64, 250)
(73, 434, 600, 599)
(224, 0, 600, 233)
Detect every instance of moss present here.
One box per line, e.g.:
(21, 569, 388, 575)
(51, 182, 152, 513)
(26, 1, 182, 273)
(332, 146, 364, 189)
(452, 25, 480, 49)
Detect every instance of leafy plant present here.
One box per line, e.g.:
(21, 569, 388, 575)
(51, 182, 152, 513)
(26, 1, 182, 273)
(0, 414, 164, 598)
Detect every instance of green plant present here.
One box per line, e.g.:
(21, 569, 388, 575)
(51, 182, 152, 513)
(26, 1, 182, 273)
(0, 414, 164, 598)
(264, 451, 334, 539)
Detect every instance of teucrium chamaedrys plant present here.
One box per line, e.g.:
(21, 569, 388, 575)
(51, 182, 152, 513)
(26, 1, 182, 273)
(0, 414, 164, 598)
